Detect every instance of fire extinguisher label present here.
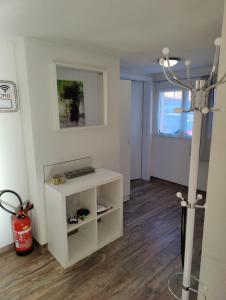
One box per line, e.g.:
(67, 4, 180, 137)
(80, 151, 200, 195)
(13, 227, 33, 251)
(18, 228, 31, 234)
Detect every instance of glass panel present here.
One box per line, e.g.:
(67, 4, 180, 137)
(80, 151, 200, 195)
(184, 91, 193, 137)
(56, 65, 104, 128)
(159, 90, 183, 135)
(184, 112, 193, 136)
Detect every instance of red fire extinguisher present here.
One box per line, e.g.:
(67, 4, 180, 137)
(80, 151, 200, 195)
(0, 190, 34, 256)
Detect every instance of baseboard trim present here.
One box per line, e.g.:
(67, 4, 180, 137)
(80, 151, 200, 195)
(123, 194, 130, 202)
(149, 176, 187, 188)
(0, 242, 14, 255)
(0, 238, 47, 256)
(33, 239, 48, 249)
(149, 176, 206, 193)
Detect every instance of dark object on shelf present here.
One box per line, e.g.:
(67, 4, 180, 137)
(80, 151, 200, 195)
(64, 167, 95, 179)
(77, 208, 90, 220)
(97, 202, 112, 215)
(68, 215, 78, 224)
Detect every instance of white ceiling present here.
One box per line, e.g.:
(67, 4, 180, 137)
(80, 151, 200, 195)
(0, 0, 224, 74)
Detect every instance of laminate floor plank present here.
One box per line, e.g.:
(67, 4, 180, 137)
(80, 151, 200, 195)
(0, 179, 204, 300)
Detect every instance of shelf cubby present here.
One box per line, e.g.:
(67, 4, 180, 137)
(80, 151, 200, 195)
(97, 179, 122, 209)
(66, 188, 96, 233)
(45, 168, 123, 268)
(68, 220, 97, 264)
(97, 205, 119, 220)
(98, 208, 122, 248)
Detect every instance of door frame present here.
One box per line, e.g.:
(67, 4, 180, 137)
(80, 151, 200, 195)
(130, 80, 144, 180)
(120, 72, 153, 181)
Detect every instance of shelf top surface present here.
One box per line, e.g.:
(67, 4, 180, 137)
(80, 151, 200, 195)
(45, 168, 122, 196)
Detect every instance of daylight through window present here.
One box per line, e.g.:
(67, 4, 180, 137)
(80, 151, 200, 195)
(158, 89, 193, 137)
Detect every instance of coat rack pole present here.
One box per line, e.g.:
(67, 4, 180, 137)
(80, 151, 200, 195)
(182, 108, 203, 300)
(160, 39, 224, 299)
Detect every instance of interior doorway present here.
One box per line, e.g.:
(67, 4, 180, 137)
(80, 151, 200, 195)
(120, 78, 152, 200)
(130, 81, 144, 180)
(120, 79, 131, 199)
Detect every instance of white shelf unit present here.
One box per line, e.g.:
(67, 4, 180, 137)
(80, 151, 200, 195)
(45, 168, 123, 268)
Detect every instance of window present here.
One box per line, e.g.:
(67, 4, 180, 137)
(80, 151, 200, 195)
(158, 89, 193, 137)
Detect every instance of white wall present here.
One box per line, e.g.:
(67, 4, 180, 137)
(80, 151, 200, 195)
(150, 136, 208, 191)
(199, 3, 226, 299)
(150, 68, 211, 191)
(130, 81, 143, 180)
(120, 80, 131, 199)
(15, 38, 121, 245)
(0, 40, 28, 248)
(142, 80, 153, 181)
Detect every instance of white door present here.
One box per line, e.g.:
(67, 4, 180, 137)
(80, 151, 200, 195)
(130, 81, 143, 180)
(120, 80, 131, 197)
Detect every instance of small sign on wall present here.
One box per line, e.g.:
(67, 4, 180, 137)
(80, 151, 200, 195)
(0, 80, 18, 112)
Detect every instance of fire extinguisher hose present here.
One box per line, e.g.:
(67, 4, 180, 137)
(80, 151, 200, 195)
(0, 189, 23, 215)
(23, 202, 34, 214)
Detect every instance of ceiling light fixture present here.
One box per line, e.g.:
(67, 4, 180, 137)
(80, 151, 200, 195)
(159, 57, 180, 67)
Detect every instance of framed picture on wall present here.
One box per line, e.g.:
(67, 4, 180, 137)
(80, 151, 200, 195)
(51, 62, 107, 130)
(57, 80, 85, 128)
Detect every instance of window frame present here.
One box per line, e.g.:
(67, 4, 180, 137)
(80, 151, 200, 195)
(155, 85, 193, 139)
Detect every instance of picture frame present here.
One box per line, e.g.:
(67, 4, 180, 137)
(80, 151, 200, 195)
(51, 62, 107, 130)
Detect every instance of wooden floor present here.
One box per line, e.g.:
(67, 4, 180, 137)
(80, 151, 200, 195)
(0, 179, 204, 300)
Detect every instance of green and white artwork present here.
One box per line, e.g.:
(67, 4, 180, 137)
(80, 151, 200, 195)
(57, 80, 85, 128)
